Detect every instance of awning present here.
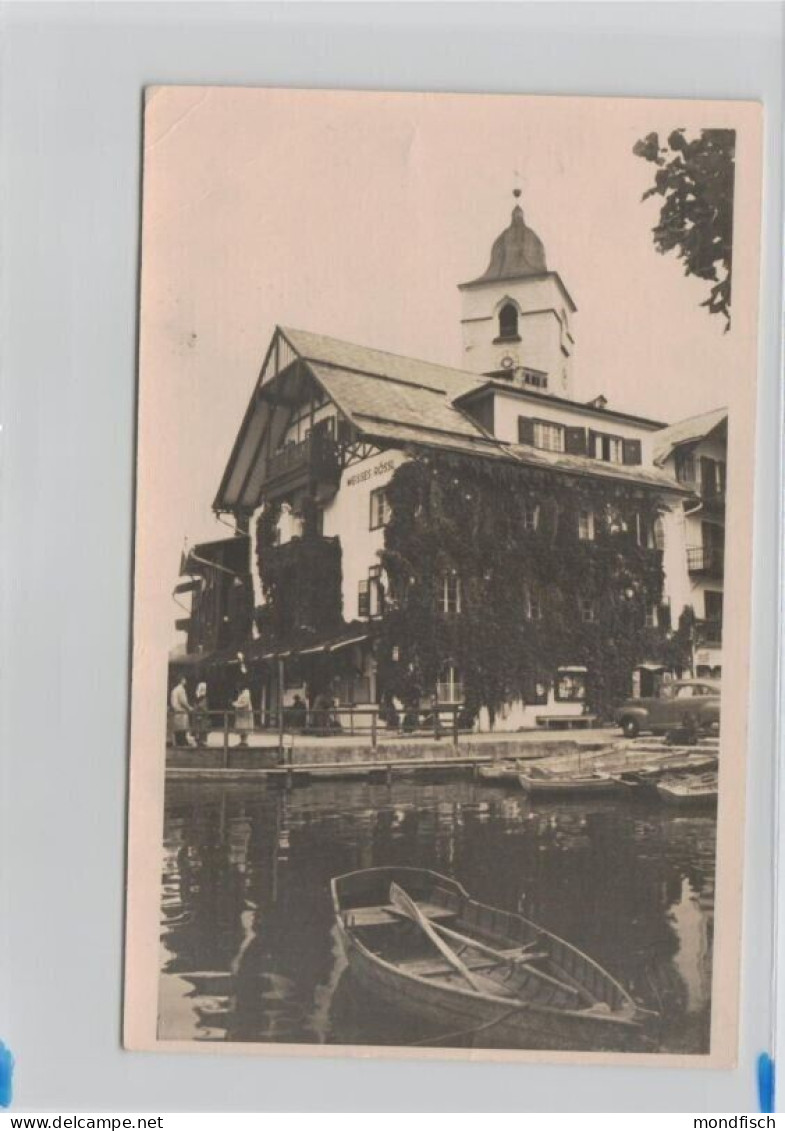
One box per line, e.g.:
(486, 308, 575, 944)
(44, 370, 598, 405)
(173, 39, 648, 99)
(558, 665, 588, 674)
(258, 631, 371, 662)
(637, 661, 668, 672)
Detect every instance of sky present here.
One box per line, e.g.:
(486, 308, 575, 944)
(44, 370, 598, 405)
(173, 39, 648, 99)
(138, 87, 753, 590)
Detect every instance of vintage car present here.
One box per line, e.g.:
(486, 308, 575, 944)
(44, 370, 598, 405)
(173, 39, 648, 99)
(615, 679, 721, 739)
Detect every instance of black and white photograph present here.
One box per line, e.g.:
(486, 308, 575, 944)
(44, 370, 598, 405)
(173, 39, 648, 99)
(125, 87, 763, 1064)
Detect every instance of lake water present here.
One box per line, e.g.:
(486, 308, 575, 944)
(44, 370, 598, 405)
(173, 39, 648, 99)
(159, 778, 715, 1053)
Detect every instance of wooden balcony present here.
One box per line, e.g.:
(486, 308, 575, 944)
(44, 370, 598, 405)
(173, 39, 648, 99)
(262, 432, 340, 500)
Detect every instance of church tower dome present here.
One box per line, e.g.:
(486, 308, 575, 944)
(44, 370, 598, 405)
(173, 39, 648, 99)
(469, 191, 548, 285)
(458, 190, 576, 396)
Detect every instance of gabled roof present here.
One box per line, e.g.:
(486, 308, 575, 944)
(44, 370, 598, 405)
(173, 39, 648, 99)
(214, 326, 494, 511)
(653, 407, 728, 468)
(281, 326, 484, 400)
(214, 324, 685, 513)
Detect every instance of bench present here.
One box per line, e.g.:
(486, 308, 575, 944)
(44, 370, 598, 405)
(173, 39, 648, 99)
(535, 715, 598, 731)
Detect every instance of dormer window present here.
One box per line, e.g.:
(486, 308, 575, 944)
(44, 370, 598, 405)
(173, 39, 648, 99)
(497, 303, 520, 342)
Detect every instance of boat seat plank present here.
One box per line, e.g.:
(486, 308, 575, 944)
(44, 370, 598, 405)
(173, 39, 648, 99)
(345, 902, 456, 929)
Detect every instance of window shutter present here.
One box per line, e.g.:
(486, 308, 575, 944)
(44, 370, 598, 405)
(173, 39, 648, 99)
(623, 438, 642, 466)
(587, 430, 600, 459)
(565, 426, 587, 456)
(358, 580, 370, 618)
(700, 456, 716, 497)
(518, 417, 535, 445)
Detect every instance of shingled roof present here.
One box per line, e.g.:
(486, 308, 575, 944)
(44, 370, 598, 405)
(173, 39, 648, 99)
(653, 407, 728, 468)
(214, 325, 685, 512)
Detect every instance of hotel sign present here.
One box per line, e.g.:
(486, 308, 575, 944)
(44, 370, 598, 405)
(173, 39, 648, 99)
(346, 458, 396, 488)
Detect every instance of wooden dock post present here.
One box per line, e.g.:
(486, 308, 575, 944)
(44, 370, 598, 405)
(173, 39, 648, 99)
(277, 657, 285, 765)
(452, 707, 459, 747)
(222, 712, 230, 769)
(371, 710, 378, 751)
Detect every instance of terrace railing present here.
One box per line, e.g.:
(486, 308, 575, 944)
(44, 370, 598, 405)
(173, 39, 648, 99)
(166, 703, 468, 767)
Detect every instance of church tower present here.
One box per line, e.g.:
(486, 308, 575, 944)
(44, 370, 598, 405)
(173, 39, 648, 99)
(458, 190, 577, 396)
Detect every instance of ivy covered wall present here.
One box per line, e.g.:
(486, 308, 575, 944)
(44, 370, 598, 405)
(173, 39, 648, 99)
(376, 452, 692, 721)
(254, 501, 345, 651)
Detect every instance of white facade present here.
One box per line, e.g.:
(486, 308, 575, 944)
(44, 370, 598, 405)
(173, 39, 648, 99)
(657, 427, 726, 678)
(322, 449, 406, 621)
(460, 275, 575, 394)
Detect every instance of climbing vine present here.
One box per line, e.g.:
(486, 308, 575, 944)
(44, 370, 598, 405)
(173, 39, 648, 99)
(254, 501, 344, 651)
(377, 452, 691, 721)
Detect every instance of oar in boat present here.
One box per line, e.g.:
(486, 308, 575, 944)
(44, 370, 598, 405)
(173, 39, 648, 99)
(430, 919, 592, 1004)
(389, 887, 590, 1005)
(388, 882, 485, 993)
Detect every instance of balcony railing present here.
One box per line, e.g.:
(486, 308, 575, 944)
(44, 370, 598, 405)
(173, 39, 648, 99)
(263, 432, 340, 497)
(686, 546, 725, 576)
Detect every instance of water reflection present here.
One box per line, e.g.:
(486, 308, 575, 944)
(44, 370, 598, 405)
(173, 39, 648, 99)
(159, 780, 715, 1053)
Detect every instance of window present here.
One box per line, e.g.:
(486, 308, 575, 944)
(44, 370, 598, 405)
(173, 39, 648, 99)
(357, 579, 370, 618)
(524, 583, 544, 621)
(675, 449, 696, 484)
(577, 508, 595, 541)
(498, 303, 520, 341)
(437, 663, 464, 704)
(523, 671, 549, 706)
(370, 487, 391, 530)
(704, 590, 723, 624)
(645, 603, 658, 628)
(533, 420, 565, 453)
(368, 564, 384, 618)
(555, 671, 587, 702)
(522, 503, 540, 534)
(578, 596, 597, 623)
(652, 516, 665, 551)
(439, 573, 462, 615)
(523, 370, 548, 390)
(700, 457, 727, 499)
(591, 432, 624, 464)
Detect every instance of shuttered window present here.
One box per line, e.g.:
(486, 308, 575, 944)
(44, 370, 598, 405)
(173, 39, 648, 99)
(518, 417, 565, 452)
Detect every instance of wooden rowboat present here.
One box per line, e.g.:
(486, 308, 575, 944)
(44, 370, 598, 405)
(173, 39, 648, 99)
(656, 773, 718, 808)
(477, 760, 525, 783)
(517, 767, 620, 797)
(331, 866, 652, 1051)
(611, 754, 718, 796)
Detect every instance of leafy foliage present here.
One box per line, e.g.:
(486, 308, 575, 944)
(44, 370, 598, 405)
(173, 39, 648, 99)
(254, 502, 344, 651)
(376, 453, 691, 722)
(633, 129, 735, 327)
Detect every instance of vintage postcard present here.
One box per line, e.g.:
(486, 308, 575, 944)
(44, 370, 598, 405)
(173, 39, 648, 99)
(125, 88, 763, 1065)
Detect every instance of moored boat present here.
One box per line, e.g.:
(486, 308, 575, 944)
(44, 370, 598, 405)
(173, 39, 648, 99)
(477, 760, 524, 783)
(331, 866, 652, 1051)
(517, 766, 620, 797)
(610, 754, 718, 797)
(656, 773, 718, 808)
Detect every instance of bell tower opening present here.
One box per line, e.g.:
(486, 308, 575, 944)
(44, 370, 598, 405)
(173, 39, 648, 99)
(458, 189, 577, 396)
(497, 302, 520, 343)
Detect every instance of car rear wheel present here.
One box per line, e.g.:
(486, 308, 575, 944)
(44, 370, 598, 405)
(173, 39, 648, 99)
(621, 717, 640, 739)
